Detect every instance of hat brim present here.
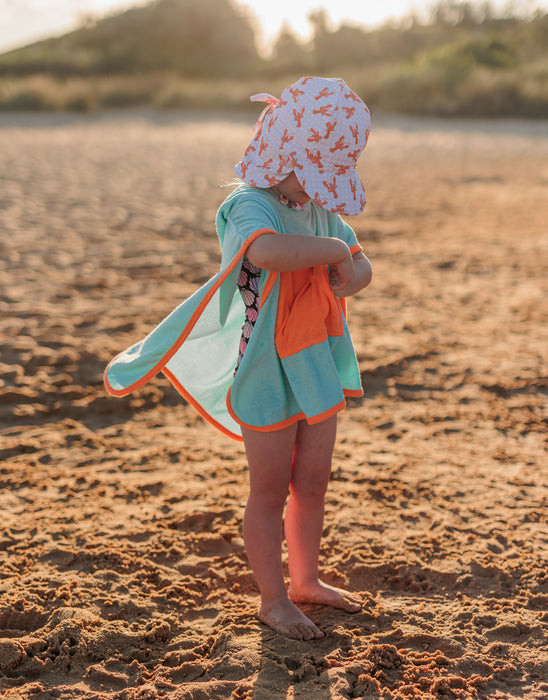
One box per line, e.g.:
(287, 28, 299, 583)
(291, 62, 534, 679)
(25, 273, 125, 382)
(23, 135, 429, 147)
(297, 161, 366, 216)
(234, 161, 292, 190)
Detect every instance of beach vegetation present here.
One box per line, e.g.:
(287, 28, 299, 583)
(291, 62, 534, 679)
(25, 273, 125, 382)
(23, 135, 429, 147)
(0, 0, 546, 117)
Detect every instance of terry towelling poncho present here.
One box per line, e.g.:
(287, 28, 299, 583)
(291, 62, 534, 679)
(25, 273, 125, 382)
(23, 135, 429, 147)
(104, 185, 363, 441)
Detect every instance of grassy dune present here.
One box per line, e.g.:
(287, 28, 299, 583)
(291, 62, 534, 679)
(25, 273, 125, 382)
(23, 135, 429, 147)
(0, 0, 546, 117)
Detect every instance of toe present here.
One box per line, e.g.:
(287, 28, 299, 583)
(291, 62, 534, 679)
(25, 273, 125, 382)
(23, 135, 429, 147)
(286, 624, 305, 640)
(296, 623, 314, 641)
(343, 595, 362, 612)
(295, 622, 324, 641)
(310, 624, 325, 640)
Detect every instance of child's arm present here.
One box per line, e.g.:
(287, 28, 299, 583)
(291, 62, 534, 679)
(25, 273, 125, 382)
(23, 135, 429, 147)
(332, 251, 372, 298)
(246, 233, 355, 292)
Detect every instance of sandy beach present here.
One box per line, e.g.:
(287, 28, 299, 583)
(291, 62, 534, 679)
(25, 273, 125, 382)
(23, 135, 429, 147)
(0, 109, 547, 699)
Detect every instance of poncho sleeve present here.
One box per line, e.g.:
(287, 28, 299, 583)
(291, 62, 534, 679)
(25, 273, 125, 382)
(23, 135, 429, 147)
(331, 215, 363, 256)
(217, 189, 282, 266)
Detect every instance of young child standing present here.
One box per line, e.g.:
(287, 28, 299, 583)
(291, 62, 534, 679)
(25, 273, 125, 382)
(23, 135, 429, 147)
(105, 76, 372, 641)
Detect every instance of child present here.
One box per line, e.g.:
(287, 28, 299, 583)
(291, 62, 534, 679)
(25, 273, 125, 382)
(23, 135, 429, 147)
(105, 76, 372, 641)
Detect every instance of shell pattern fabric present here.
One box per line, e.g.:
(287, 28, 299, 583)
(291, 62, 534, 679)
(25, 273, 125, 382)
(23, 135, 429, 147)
(235, 256, 262, 374)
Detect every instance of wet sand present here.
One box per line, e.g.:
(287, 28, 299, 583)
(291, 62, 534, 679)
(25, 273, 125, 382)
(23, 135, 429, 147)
(1, 110, 547, 699)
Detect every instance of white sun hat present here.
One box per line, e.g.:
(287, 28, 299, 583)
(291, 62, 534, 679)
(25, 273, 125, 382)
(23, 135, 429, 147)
(234, 76, 371, 215)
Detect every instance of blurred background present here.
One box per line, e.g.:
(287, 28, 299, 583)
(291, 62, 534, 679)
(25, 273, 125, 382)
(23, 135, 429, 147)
(0, 0, 546, 117)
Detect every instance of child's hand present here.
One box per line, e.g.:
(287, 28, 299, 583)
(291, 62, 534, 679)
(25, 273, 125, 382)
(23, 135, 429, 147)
(332, 251, 373, 298)
(328, 256, 355, 292)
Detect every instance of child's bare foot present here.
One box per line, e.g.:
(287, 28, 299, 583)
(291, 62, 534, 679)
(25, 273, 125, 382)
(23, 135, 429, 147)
(288, 580, 362, 613)
(259, 597, 325, 641)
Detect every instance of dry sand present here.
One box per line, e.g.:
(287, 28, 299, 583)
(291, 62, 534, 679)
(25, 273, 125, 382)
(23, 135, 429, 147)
(0, 109, 547, 699)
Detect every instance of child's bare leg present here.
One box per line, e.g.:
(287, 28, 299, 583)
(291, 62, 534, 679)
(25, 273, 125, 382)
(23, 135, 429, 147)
(241, 424, 325, 641)
(285, 415, 362, 613)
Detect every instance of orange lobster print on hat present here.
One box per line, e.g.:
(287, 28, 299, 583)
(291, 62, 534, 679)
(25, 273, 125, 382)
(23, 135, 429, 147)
(234, 76, 371, 216)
